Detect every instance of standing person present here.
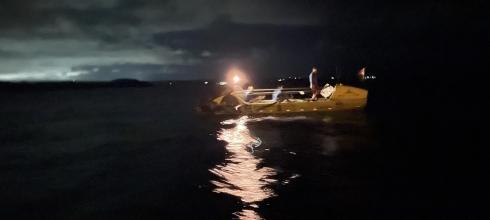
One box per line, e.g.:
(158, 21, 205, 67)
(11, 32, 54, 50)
(309, 66, 320, 100)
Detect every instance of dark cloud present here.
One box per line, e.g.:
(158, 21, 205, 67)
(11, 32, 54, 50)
(0, 0, 478, 81)
(0, 49, 22, 58)
(71, 63, 204, 81)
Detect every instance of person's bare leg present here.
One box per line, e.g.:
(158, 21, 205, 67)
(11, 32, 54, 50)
(311, 89, 318, 100)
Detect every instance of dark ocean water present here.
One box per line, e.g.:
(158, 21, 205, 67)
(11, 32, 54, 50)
(0, 82, 476, 219)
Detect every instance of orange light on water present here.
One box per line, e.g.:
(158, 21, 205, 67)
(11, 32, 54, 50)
(210, 116, 276, 205)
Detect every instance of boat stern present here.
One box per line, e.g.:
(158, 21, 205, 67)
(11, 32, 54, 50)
(329, 85, 368, 109)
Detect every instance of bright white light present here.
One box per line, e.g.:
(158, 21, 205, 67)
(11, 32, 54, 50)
(331, 76, 334, 79)
(226, 68, 248, 85)
(233, 75, 240, 84)
(204, 81, 209, 85)
(218, 81, 227, 86)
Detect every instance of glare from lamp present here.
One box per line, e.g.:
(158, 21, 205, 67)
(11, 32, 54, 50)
(233, 75, 240, 84)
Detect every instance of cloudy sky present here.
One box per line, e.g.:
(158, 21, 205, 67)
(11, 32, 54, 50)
(0, 0, 470, 81)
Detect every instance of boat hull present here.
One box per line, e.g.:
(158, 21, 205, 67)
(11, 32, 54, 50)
(199, 85, 368, 115)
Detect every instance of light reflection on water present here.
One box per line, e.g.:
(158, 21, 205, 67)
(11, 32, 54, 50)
(210, 116, 277, 219)
(209, 114, 369, 219)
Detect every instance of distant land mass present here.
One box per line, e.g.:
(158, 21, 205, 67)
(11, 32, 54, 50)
(0, 78, 153, 91)
(110, 78, 153, 87)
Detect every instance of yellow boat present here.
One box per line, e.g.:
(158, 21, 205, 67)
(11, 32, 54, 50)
(199, 84, 368, 115)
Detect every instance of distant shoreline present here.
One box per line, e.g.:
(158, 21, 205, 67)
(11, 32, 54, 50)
(0, 79, 154, 90)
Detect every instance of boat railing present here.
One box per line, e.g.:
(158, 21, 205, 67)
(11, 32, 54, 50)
(231, 87, 311, 96)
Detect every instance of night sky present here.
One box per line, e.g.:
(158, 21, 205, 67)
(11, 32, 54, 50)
(0, 0, 482, 81)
